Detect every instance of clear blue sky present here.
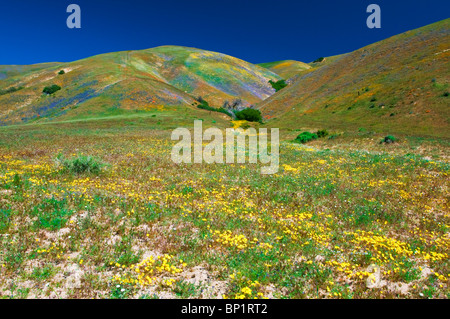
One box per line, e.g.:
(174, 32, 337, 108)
(1, 0, 449, 65)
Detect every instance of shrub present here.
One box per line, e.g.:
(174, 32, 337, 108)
(43, 84, 61, 95)
(380, 135, 396, 144)
(0, 86, 24, 96)
(443, 92, 449, 97)
(240, 122, 251, 130)
(57, 154, 105, 175)
(295, 131, 318, 144)
(196, 97, 232, 117)
(328, 134, 339, 140)
(196, 96, 208, 106)
(313, 57, 325, 63)
(217, 107, 232, 117)
(316, 129, 329, 138)
(269, 79, 287, 92)
(235, 108, 262, 122)
(58, 70, 65, 75)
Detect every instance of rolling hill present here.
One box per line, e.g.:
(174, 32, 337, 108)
(258, 60, 312, 79)
(258, 19, 450, 137)
(0, 46, 280, 125)
(0, 63, 60, 80)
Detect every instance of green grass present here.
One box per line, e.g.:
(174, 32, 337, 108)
(0, 117, 448, 299)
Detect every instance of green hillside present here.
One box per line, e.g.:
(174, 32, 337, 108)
(0, 46, 280, 125)
(258, 19, 450, 138)
(0, 63, 60, 80)
(258, 60, 311, 79)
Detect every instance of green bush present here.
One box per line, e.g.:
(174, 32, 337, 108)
(295, 131, 318, 144)
(269, 79, 287, 92)
(313, 57, 325, 63)
(380, 135, 396, 144)
(235, 108, 262, 122)
(58, 70, 65, 75)
(328, 134, 339, 140)
(217, 107, 232, 116)
(196, 97, 232, 117)
(57, 154, 105, 175)
(43, 84, 61, 95)
(240, 122, 251, 130)
(0, 86, 24, 96)
(316, 129, 329, 138)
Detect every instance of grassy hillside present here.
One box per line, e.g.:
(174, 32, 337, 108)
(0, 63, 60, 80)
(308, 54, 348, 68)
(0, 46, 280, 125)
(258, 60, 311, 79)
(258, 19, 450, 138)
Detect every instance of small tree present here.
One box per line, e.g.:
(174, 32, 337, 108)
(295, 132, 318, 144)
(313, 57, 325, 63)
(58, 70, 65, 75)
(269, 79, 287, 92)
(43, 84, 61, 95)
(235, 108, 262, 123)
(380, 135, 396, 144)
(316, 129, 329, 138)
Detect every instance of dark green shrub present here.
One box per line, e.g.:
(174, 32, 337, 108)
(43, 84, 61, 95)
(0, 86, 24, 96)
(58, 70, 65, 75)
(196, 96, 208, 106)
(269, 79, 287, 92)
(240, 122, 251, 130)
(313, 57, 325, 63)
(443, 92, 449, 97)
(235, 108, 262, 122)
(316, 129, 329, 138)
(196, 97, 232, 117)
(217, 107, 232, 116)
(295, 132, 318, 144)
(328, 134, 339, 140)
(380, 135, 396, 144)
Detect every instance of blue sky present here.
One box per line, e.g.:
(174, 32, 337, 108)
(0, 0, 449, 65)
